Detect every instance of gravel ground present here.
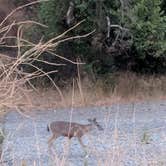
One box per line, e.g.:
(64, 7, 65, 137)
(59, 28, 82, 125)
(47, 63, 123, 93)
(1, 100, 166, 166)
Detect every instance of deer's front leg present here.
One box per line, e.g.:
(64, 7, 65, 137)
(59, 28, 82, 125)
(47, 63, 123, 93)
(78, 137, 88, 155)
(48, 133, 58, 148)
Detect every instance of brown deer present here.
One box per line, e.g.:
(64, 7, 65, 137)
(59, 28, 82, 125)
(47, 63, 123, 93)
(47, 118, 103, 150)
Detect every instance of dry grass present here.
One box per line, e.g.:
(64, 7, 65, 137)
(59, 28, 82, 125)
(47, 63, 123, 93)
(0, 1, 95, 113)
(14, 71, 166, 111)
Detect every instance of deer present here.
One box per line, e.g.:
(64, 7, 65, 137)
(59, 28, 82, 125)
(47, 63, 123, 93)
(47, 118, 103, 152)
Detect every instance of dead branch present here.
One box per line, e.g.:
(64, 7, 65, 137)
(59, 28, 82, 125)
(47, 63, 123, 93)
(66, 1, 75, 26)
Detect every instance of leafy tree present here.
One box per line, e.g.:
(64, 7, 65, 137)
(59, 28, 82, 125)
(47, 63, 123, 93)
(161, 0, 166, 14)
(36, 0, 166, 74)
(129, 0, 166, 57)
(126, 0, 166, 72)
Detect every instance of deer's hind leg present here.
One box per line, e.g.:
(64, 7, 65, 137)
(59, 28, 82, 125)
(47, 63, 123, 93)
(78, 137, 88, 155)
(78, 137, 86, 148)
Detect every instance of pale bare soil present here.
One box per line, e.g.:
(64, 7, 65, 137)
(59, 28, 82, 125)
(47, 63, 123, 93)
(1, 100, 166, 166)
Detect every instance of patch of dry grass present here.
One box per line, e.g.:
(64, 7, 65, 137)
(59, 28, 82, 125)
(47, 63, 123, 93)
(18, 71, 166, 110)
(0, 1, 95, 112)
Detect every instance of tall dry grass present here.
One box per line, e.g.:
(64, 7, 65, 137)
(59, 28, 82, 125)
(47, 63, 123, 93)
(23, 71, 166, 110)
(0, 1, 95, 112)
(0, 1, 96, 164)
(54, 71, 166, 108)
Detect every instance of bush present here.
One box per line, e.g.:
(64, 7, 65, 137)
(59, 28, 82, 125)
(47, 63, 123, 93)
(37, 0, 166, 76)
(127, 0, 166, 73)
(130, 0, 166, 57)
(38, 0, 120, 76)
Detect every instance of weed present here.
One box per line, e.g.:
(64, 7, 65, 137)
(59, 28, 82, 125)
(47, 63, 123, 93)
(141, 131, 151, 144)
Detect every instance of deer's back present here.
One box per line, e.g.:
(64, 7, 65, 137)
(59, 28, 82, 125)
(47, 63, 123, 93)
(49, 121, 91, 138)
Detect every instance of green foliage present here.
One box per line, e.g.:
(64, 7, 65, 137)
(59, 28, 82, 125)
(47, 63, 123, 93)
(39, 0, 67, 38)
(37, 0, 166, 75)
(129, 0, 166, 58)
(161, 0, 166, 14)
(0, 128, 4, 145)
(141, 131, 151, 144)
(38, 0, 117, 75)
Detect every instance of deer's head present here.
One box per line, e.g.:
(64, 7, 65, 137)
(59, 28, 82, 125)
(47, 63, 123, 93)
(88, 118, 103, 131)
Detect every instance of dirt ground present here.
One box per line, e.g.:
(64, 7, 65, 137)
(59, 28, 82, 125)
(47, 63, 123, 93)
(1, 100, 166, 166)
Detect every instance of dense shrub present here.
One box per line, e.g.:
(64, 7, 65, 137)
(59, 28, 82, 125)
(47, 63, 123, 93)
(10, 0, 163, 77)
(161, 0, 166, 13)
(38, 0, 120, 76)
(126, 0, 166, 73)
(129, 0, 166, 57)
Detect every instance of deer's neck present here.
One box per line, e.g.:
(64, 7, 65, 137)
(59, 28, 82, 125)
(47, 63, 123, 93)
(84, 124, 93, 132)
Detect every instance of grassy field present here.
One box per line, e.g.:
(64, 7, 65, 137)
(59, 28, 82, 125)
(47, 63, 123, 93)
(12, 72, 165, 110)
